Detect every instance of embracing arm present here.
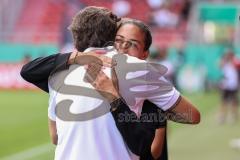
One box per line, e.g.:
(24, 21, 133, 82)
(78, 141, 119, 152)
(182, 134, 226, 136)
(20, 53, 71, 92)
(20, 51, 114, 92)
(166, 96, 201, 124)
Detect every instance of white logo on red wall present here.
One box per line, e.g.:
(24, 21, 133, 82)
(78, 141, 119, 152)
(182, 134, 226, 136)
(0, 63, 35, 89)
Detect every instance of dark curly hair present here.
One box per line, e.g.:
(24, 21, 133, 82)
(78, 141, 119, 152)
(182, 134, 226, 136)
(68, 6, 120, 52)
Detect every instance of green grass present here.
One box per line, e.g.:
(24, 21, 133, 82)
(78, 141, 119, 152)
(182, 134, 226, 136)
(0, 90, 239, 160)
(169, 91, 240, 160)
(0, 90, 54, 159)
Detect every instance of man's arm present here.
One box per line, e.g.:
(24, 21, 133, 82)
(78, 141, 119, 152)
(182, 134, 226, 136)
(167, 96, 201, 124)
(48, 119, 57, 145)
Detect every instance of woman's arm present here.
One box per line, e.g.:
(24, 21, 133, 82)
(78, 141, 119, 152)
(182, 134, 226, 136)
(20, 53, 71, 92)
(20, 51, 114, 92)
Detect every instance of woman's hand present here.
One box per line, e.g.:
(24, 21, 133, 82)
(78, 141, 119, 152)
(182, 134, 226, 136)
(68, 50, 116, 68)
(85, 62, 120, 103)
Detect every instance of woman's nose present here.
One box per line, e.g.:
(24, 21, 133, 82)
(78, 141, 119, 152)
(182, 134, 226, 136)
(122, 41, 131, 49)
(118, 47, 129, 54)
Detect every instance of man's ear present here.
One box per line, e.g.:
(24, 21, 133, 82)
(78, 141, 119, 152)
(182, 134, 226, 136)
(141, 50, 149, 60)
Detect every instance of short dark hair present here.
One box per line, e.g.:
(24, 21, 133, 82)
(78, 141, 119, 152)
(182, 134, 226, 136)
(68, 6, 120, 52)
(118, 19, 152, 51)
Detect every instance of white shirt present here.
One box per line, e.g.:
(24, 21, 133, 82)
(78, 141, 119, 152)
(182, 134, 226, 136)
(221, 62, 238, 90)
(48, 47, 180, 160)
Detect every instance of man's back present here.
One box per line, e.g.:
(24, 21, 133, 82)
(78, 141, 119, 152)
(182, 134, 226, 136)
(48, 63, 137, 160)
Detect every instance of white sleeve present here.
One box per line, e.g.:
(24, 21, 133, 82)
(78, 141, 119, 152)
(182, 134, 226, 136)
(143, 66, 181, 111)
(122, 55, 181, 111)
(146, 78, 180, 111)
(48, 85, 57, 121)
(131, 76, 180, 111)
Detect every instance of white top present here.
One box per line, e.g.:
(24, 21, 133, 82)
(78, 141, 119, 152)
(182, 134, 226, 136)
(221, 62, 239, 90)
(48, 47, 180, 160)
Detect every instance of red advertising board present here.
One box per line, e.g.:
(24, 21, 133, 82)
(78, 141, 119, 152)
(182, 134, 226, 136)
(0, 63, 36, 89)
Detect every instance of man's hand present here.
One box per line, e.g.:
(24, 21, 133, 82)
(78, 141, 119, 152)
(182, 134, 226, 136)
(68, 50, 116, 68)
